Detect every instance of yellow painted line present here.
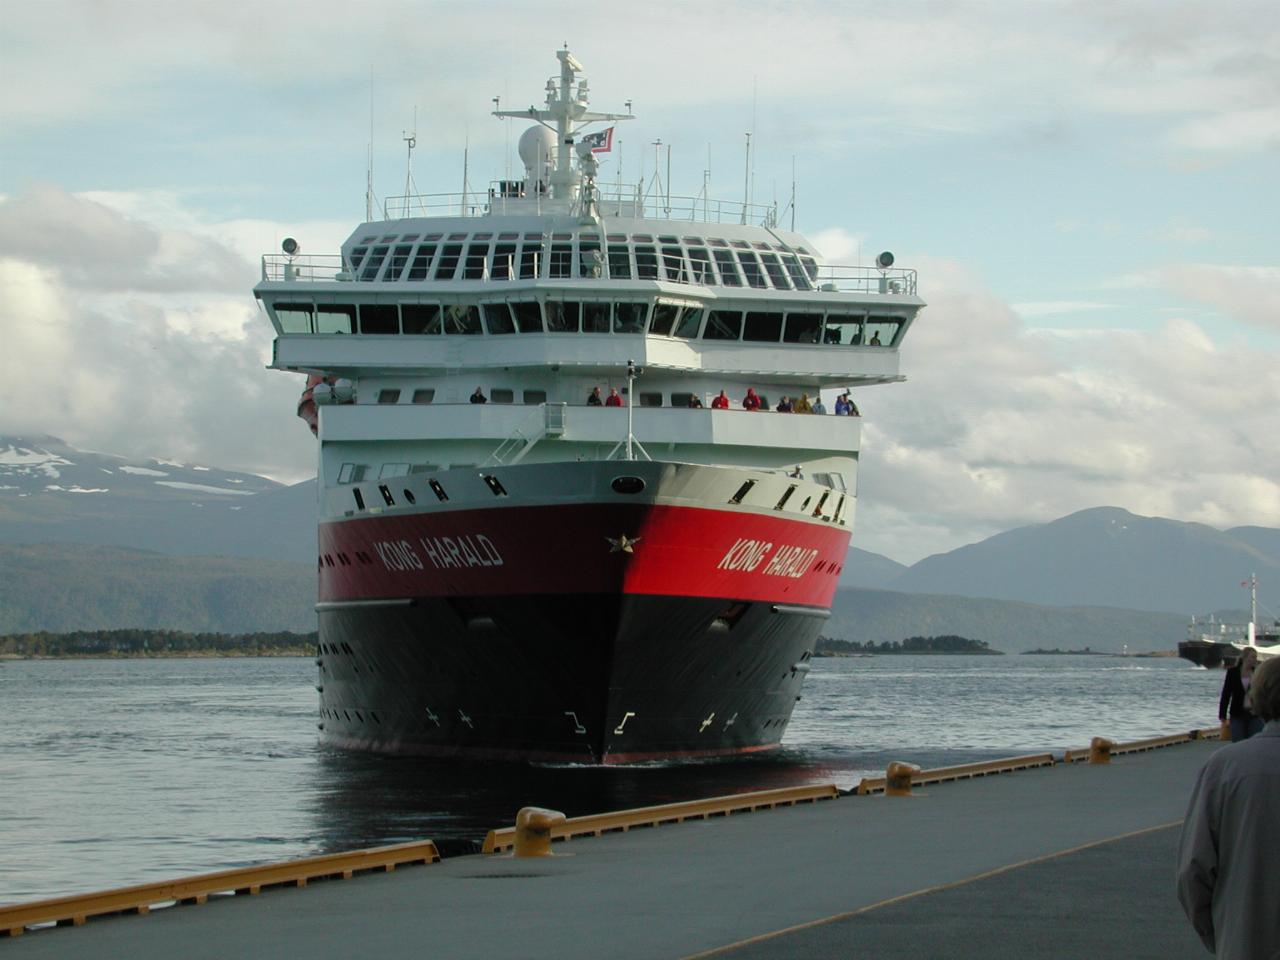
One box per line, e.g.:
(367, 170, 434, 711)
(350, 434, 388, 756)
(680, 821, 1182, 960)
(1, 840, 440, 938)
(483, 783, 839, 854)
(855, 752, 1056, 795)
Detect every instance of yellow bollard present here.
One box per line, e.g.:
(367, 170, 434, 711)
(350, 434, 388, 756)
(1220, 720, 1231, 742)
(513, 806, 566, 857)
(1089, 737, 1114, 764)
(885, 761, 921, 797)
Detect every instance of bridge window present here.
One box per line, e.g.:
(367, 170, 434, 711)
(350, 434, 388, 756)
(783, 312, 823, 344)
(511, 301, 543, 332)
(491, 244, 517, 280)
(865, 315, 903, 346)
(402, 303, 442, 335)
(712, 250, 742, 286)
(359, 304, 399, 335)
(360, 246, 389, 280)
(639, 392, 663, 407)
(614, 302, 648, 333)
(674, 307, 704, 339)
(736, 251, 767, 289)
(491, 388, 514, 404)
(274, 302, 314, 334)
(824, 313, 864, 345)
(483, 304, 515, 335)
(661, 246, 687, 282)
(347, 246, 368, 274)
(781, 253, 812, 291)
(704, 310, 742, 341)
(760, 253, 791, 290)
(743, 311, 783, 342)
(582, 302, 611, 333)
(635, 246, 659, 279)
(519, 241, 543, 278)
(463, 243, 489, 279)
(800, 255, 819, 282)
(443, 304, 482, 335)
(316, 304, 355, 334)
(549, 243, 573, 278)
(579, 239, 602, 278)
(689, 248, 715, 285)
(545, 301, 580, 332)
(411, 389, 435, 404)
(607, 245, 631, 279)
(383, 244, 414, 282)
(523, 390, 547, 404)
(407, 245, 436, 280)
(434, 244, 462, 280)
(649, 303, 681, 336)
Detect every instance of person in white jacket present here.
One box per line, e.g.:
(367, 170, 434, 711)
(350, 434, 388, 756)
(1177, 655, 1280, 960)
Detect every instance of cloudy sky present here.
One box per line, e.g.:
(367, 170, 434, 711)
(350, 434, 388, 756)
(1, 0, 1277, 563)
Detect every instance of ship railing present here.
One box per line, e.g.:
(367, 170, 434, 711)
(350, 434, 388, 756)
(260, 254, 348, 283)
(593, 189, 780, 227)
(815, 265, 918, 296)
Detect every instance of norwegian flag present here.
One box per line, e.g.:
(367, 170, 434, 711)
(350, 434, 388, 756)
(580, 126, 614, 153)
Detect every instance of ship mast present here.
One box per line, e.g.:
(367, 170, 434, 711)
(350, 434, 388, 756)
(492, 47, 633, 203)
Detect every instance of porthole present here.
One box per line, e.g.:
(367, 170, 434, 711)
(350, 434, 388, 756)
(611, 476, 645, 494)
(403, 489, 417, 505)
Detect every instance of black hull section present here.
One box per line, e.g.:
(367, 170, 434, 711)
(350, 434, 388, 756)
(315, 594, 824, 763)
(1177, 640, 1235, 669)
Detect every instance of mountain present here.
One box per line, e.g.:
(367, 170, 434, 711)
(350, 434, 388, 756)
(825, 587, 1186, 655)
(836, 546, 908, 589)
(885, 507, 1280, 617)
(0, 435, 315, 563)
(0, 543, 315, 633)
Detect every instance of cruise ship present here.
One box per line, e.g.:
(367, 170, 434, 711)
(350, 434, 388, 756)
(254, 49, 925, 763)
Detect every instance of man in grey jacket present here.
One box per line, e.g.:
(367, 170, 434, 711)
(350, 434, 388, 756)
(1177, 654, 1280, 959)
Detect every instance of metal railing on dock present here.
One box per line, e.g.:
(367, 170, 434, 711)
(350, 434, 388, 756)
(482, 783, 839, 854)
(1, 840, 440, 938)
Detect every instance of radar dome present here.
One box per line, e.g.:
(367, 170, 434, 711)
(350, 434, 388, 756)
(518, 125, 556, 180)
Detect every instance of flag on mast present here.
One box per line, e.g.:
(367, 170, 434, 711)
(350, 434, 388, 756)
(581, 127, 615, 153)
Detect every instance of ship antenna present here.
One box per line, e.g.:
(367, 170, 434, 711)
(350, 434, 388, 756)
(366, 68, 374, 222)
(791, 155, 796, 231)
(403, 107, 418, 202)
(741, 132, 750, 224)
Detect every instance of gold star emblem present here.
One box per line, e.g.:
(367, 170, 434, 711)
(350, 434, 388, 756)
(606, 534, 641, 554)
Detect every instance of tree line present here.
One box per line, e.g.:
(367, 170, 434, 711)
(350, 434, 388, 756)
(815, 634, 1002, 655)
(0, 629, 318, 658)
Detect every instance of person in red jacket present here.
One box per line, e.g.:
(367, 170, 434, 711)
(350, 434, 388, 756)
(710, 390, 730, 409)
(742, 388, 761, 411)
(604, 387, 624, 407)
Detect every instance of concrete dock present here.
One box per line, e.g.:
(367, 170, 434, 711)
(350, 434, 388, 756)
(6, 739, 1218, 959)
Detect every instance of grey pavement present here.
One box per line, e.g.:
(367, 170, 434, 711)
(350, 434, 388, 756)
(6, 740, 1219, 960)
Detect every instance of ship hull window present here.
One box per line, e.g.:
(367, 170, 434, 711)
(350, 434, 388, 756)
(649, 303, 681, 337)
(274, 303, 314, 334)
(783, 312, 823, 344)
(523, 390, 547, 404)
(402, 304, 442, 335)
(316, 304, 355, 334)
(582, 302, 611, 333)
(674, 307, 704, 339)
(491, 389, 514, 404)
(545, 301, 580, 333)
(411, 389, 435, 404)
(444, 304, 482, 335)
(639, 392, 663, 407)
(511, 301, 544, 333)
(614, 302, 648, 334)
(704, 310, 742, 341)
(744, 312, 783, 342)
(360, 304, 399, 335)
(376, 389, 401, 405)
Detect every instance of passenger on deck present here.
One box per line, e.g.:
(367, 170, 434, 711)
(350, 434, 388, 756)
(711, 390, 730, 409)
(811, 396, 827, 415)
(470, 387, 487, 404)
(687, 394, 704, 408)
(775, 396, 794, 413)
(869, 332, 882, 346)
(604, 388, 624, 407)
(794, 394, 814, 414)
(742, 388, 761, 411)
(587, 386, 603, 406)
(834, 395, 850, 416)
(1178, 656, 1280, 960)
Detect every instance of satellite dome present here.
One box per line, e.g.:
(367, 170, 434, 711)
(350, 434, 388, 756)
(518, 125, 556, 180)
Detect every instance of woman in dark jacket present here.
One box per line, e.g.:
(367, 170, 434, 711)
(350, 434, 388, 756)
(1219, 646, 1262, 741)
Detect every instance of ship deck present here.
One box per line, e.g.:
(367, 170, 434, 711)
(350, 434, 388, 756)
(6, 736, 1217, 959)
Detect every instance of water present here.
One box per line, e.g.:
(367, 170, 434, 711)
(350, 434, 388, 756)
(0, 654, 1221, 905)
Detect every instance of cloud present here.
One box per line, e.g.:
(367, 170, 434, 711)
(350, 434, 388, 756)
(851, 261, 1280, 562)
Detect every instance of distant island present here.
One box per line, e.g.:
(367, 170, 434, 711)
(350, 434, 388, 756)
(0, 629, 316, 659)
(1020, 647, 1107, 655)
(815, 635, 1002, 656)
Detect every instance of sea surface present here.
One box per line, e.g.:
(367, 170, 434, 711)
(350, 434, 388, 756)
(0, 654, 1223, 905)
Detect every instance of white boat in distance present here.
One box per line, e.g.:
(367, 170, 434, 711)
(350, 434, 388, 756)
(253, 49, 925, 762)
(1178, 574, 1279, 668)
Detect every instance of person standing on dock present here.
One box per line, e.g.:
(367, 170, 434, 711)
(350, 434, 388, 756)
(1178, 656, 1280, 960)
(1218, 647, 1262, 741)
